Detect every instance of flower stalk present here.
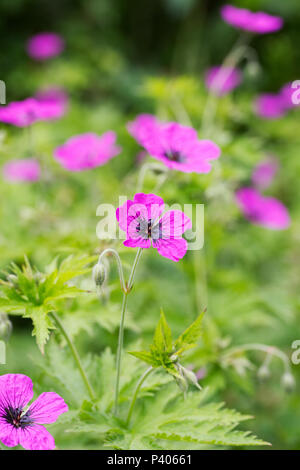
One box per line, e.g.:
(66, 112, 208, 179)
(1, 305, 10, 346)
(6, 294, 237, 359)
(126, 366, 153, 426)
(114, 247, 143, 415)
(49, 312, 95, 401)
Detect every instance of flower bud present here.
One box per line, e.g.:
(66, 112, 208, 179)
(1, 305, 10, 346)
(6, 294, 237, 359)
(0, 313, 12, 342)
(92, 263, 106, 288)
(181, 366, 202, 390)
(257, 364, 271, 382)
(281, 372, 295, 392)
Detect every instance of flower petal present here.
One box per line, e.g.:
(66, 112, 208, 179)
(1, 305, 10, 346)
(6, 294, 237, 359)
(0, 422, 20, 448)
(124, 238, 151, 248)
(19, 424, 55, 450)
(0, 374, 33, 410)
(28, 392, 68, 424)
(160, 210, 192, 237)
(133, 193, 164, 220)
(153, 238, 188, 261)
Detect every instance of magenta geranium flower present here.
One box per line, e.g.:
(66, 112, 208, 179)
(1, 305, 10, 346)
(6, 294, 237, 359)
(127, 114, 159, 146)
(205, 66, 242, 96)
(54, 131, 121, 171)
(254, 93, 286, 119)
(137, 122, 221, 173)
(252, 158, 278, 189)
(26, 33, 64, 61)
(0, 97, 65, 127)
(116, 193, 191, 261)
(236, 187, 290, 230)
(0, 374, 68, 450)
(221, 5, 283, 34)
(3, 159, 41, 183)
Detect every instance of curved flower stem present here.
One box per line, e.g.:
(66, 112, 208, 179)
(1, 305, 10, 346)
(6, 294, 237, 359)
(201, 32, 252, 137)
(222, 343, 291, 373)
(126, 366, 153, 426)
(97, 248, 126, 292)
(49, 312, 95, 401)
(114, 247, 143, 415)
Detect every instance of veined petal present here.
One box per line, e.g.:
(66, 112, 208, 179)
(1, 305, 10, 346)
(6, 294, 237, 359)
(153, 238, 188, 261)
(0, 374, 33, 411)
(0, 422, 20, 448)
(160, 210, 192, 237)
(19, 424, 55, 450)
(28, 392, 68, 424)
(124, 238, 151, 248)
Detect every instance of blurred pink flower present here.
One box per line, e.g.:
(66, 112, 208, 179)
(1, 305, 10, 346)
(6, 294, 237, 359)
(127, 114, 159, 146)
(236, 187, 290, 230)
(252, 158, 278, 189)
(54, 132, 121, 171)
(221, 5, 283, 34)
(35, 86, 68, 106)
(26, 32, 64, 60)
(3, 159, 41, 183)
(0, 374, 68, 450)
(254, 93, 286, 119)
(0, 97, 65, 127)
(116, 193, 191, 261)
(137, 121, 221, 173)
(205, 66, 242, 96)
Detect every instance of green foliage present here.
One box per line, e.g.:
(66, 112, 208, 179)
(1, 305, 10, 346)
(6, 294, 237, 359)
(0, 255, 94, 352)
(129, 309, 205, 387)
(36, 342, 268, 449)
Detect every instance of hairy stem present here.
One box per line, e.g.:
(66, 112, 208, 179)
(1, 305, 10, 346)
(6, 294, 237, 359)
(114, 247, 143, 415)
(126, 366, 153, 426)
(222, 343, 291, 373)
(50, 312, 95, 401)
(97, 248, 126, 292)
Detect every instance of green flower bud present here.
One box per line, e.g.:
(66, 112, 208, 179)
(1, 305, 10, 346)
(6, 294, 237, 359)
(281, 372, 295, 392)
(257, 364, 271, 381)
(92, 263, 106, 288)
(181, 366, 202, 390)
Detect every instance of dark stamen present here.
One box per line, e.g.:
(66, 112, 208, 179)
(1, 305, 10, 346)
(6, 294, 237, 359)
(2, 405, 33, 429)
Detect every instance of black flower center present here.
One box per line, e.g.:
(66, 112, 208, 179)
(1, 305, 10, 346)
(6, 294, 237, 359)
(136, 218, 162, 240)
(2, 405, 33, 429)
(164, 150, 185, 163)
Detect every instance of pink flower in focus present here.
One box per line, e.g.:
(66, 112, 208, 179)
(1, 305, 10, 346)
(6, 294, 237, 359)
(26, 33, 64, 61)
(127, 114, 159, 146)
(252, 158, 278, 189)
(0, 374, 68, 450)
(116, 193, 192, 261)
(138, 122, 221, 173)
(0, 97, 65, 127)
(236, 187, 290, 230)
(254, 94, 286, 119)
(3, 159, 41, 183)
(221, 5, 283, 34)
(205, 66, 242, 96)
(54, 132, 121, 171)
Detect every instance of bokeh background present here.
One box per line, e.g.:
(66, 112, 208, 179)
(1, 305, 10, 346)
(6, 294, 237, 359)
(0, 0, 300, 450)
